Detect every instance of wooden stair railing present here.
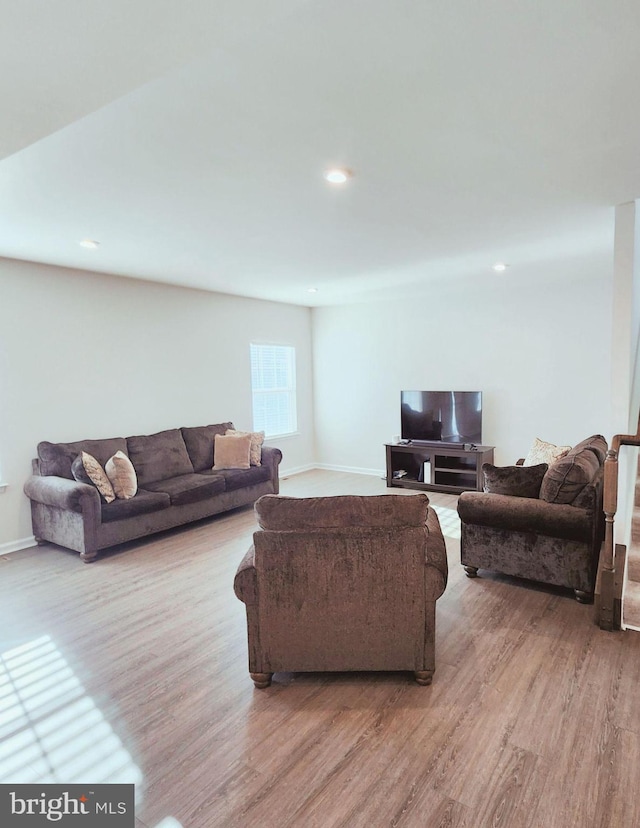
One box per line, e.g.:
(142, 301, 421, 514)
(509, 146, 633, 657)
(598, 427, 640, 630)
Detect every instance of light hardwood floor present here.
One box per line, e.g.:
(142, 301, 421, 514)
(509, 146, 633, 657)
(2, 470, 640, 828)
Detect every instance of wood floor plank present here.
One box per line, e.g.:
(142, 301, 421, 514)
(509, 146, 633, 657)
(2, 469, 640, 828)
(472, 745, 546, 828)
(391, 789, 470, 828)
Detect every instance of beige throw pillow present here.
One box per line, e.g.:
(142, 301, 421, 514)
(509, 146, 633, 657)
(225, 428, 265, 466)
(213, 433, 252, 470)
(523, 437, 571, 467)
(105, 450, 138, 499)
(81, 451, 116, 503)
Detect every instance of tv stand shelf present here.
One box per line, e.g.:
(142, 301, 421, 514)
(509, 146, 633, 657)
(385, 442, 494, 495)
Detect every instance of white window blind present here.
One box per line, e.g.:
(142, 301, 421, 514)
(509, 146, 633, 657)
(250, 343, 297, 438)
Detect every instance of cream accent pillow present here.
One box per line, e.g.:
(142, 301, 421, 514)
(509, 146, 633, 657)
(213, 433, 252, 470)
(523, 437, 571, 467)
(81, 451, 116, 503)
(105, 450, 138, 499)
(225, 428, 265, 466)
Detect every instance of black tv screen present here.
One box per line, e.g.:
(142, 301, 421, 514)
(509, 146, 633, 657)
(401, 391, 482, 444)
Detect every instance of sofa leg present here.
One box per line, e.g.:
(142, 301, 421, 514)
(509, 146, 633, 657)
(574, 589, 593, 604)
(414, 670, 433, 686)
(80, 550, 98, 564)
(250, 672, 273, 689)
(463, 566, 479, 578)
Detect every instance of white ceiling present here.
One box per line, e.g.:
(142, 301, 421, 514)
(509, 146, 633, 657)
(1, 0, 639, 306)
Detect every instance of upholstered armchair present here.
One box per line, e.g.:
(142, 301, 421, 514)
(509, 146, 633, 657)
(457, 435, 607, 602)
(234, 493, 448, 688)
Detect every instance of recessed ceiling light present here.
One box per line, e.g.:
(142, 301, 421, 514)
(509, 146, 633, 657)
(492, 262, 508, 272)
(79, 239, 100, 249)
(307, 287, 318, 294)
(324, 168, 353, 184)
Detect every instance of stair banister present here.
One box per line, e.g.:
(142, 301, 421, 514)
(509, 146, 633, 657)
(599, 427, 640, 629)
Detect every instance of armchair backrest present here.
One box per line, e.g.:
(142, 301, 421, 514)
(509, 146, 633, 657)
(254, 492, 430, 530)
(251, 493, 443, 672)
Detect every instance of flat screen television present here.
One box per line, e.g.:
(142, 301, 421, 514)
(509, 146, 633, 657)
(401, 390, 482, 444)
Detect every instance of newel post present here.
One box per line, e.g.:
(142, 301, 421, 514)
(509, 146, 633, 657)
(598, 447, 619, 630)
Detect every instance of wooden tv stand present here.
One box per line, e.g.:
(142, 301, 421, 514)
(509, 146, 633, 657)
(385, 442, 495, 494)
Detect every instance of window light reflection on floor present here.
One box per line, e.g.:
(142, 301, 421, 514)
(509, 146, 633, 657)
(0, 635, 143, 789)
(431, 504, 461, 540)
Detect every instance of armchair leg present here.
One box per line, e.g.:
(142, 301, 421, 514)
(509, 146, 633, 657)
(574, 590, 593, 604)
(414, 670, 433, 686)
(463, 566, 479, 578)
(250, 672, 273, 689)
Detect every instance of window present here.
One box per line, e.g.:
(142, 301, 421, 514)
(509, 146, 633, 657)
(250, 343, 297, 438)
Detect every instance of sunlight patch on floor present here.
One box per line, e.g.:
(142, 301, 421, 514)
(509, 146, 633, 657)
(431, 504, 461, 540)
(0, 635, 143, 788)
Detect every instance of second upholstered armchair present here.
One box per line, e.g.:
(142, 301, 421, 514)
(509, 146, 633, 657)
(458, 435, 607, 602)
(234, 493, 448, 688)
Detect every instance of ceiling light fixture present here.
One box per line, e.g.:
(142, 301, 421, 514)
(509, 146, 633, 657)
(324, 168, 353, 184)
(307, 287, 318, 293)
(492, 262, 508, 272)
(79, 239, 100, 249)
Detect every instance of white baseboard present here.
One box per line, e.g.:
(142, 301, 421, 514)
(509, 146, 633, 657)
(0, 536, 37, 556)
(282, 464, 385, 478)
(279, 463, 316, 478)
(315, 463, 385, 477)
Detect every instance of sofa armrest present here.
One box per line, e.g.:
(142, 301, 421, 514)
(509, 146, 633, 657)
(234, 545, 257, 604)
(457, 491, 592, 543)
(260, 445, 282, 470)
(24, 475, 101, 514)
(260, 445, 282, 494)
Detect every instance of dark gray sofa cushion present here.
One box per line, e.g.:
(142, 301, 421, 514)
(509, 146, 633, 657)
(181, 422, 234, 471)
(101, 489, 171, 523)
(206, 465, 271, 492)
(145, 473, 225, 506)
(38, 438, 127, 479)
(482, 463, 548, 498)
(540, 448, 600, 505)
(127, 429, 194, 486)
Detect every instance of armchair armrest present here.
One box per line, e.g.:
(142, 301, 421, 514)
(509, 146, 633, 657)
(23, 475, 100, 514)
(234, 545, 257, 604)
(457, 491, 592, 543)
(425, 506, 448, 575)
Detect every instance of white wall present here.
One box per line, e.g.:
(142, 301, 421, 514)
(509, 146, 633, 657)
(626, 200, 640, 435)
(0, 258, 314, 549)
(612, 202, 637, 434)
(312, 253, 614, 474)
(611, 200, 640, 553)
(0, 248, 619, 548)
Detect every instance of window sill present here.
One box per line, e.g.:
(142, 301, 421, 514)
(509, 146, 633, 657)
(0, 483, 7, 493)
(265, 431, 300, 441)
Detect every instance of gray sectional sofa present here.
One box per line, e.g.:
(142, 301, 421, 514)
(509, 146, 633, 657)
(23, 422, 282, 562)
